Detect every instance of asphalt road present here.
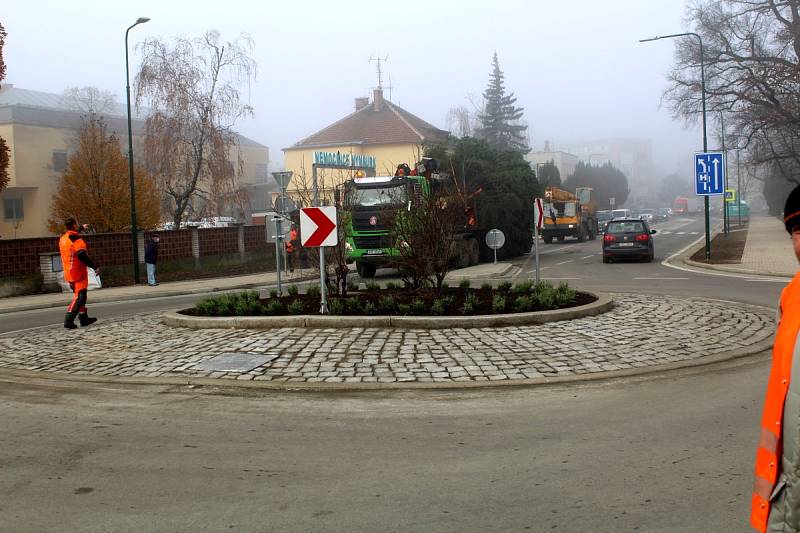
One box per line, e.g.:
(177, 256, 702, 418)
(0, 214, 787, 532)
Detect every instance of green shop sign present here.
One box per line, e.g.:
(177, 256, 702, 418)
(313, 151, 376, 169)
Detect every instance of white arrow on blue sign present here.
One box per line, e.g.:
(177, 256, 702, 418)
(695, 152, 725, 196)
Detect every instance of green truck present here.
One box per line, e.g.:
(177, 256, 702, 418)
(343, 160, 482, 278)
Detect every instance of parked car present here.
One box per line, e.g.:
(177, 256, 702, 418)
(612, 208, 632, 219)
(603, 218, 656, 263)
(655, 208, 670, 222)
(638, 208, 655, 223)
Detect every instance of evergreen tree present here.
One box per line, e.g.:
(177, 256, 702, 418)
(563, 162, 630, 210)
(537, 160, 561, 187)
(475, 52, 529, 154)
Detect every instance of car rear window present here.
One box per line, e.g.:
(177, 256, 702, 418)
(607, 221, 645, 233)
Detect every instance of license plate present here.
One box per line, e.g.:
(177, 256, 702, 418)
(365, 249, 385, 255)
(619, 242, 635, 247)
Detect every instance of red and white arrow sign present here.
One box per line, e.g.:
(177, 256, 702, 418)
(533, 198, 544, 230)
(300, 206, 338, 247)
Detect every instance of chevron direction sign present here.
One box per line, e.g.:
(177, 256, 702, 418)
(300, 207, 338, 247)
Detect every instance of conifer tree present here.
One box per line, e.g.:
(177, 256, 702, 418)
(475, 52, 529, 153)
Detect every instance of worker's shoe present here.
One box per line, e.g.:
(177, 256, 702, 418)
(78, 313, 97, 327)
(64, 312, 78, 330)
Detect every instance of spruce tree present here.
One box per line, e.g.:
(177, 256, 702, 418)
(475, 52, 529, 153)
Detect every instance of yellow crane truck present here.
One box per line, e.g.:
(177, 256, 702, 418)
(541, 186, 598, 243)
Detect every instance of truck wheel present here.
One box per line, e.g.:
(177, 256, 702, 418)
(468, 239, 480, 266)
(543, 235, 553, 244)
(577, 227, 586, 243)
(356, 262, 376, 278)
(589, 226, 597, 240)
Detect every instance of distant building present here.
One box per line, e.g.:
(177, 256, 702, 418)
(282, 88, 448, 203)
(0, 84, 269, 238)
(526, 141, 580, 182)
(561, 137, 654, 189)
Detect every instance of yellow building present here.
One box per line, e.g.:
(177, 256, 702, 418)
(0, 84, 269, 238)
(283, 89, 448, 204)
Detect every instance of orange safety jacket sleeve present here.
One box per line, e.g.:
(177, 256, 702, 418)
(69, 234, 97, 270)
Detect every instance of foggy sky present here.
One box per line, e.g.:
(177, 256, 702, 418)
(3, 0, 702, 178)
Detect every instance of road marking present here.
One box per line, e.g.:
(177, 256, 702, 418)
(660, 231, 672, 235)
(689, 231, 699, 235)
(581, 255, 595, 259)
(556, 260, 573, 265)
(676, 232, 686, 235)
(545, 277, 582, 280)
(633, 277, 690, 280)
(746, 278, 789, 283)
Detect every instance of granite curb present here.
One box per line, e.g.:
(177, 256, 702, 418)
(161, 292, 613, 330)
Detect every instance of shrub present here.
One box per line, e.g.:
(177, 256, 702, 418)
(396, 303, 411, 315)
(264, 300, 284, 315)
(287, 299, 305, 315)
(514, 295, 533, 313)
(480, 282, 493, 291)
(410, 298, 426, 314)
(555, 282, 576, 306)
(346, 297, 363, 314)
(512, 280, 533, 294)
(235, 298, 263, 316)
(306, 285, 320, 297)
(328, 299, 345, 315)
(538, 291, 556, 309)
(378, 295, 396, 313)
(269, 289, 278, 299)
(430, 298, 448, 316)
(385, 281, 398, 290)
(363, 301, 377, 315)
(365, 281, 380, 291)
(441, 281, 450, 289)
(459, 278, 471, 289)
(287, 284, 299, 296)
(195, 297, 218, 316)
(498, 281, 513, 292)
(533, 281, 556, 309)
(347, 280, 359, 292)
(492, 295, 506, 314)
(460, 292, 480, 315)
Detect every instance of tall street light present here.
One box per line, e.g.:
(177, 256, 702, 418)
(125, 16, 150, 284)
(718, 110, 729, 234)
(640, 32, 711, 259)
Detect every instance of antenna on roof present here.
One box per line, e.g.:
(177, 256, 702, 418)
(386, 73, 395, 102)
(368, 55, 389, 90)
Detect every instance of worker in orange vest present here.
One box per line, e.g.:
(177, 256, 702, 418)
(751, 185, 800, 531)
(58, 217, 99, 329)
(285, 224, 298, 272)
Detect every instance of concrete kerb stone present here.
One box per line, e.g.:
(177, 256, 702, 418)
(161, 292, 614, 330)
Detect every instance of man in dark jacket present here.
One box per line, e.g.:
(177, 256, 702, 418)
(144, 234, 160, 286)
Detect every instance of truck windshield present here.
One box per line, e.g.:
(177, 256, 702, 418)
(348, 184, 407, 207)
(543, 202, 576, 217)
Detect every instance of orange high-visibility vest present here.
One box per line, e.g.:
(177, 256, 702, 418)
(58, 230, 88, 283)
(752, 272, 800, 532)
(285, 228, 297, 253)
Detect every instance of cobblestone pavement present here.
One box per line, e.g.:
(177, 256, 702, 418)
(0, 294, 774, 385)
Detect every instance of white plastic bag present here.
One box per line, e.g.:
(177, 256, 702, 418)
(87, 268, 102, 290)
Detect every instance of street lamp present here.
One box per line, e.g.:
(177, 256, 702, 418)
(718, 110, 729, 234)
(125, 16, 150, 284)
(640, 33, 711, 259)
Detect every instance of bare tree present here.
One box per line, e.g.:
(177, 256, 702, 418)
(0, 21, 9, 194)
(135, 30, 256, 227)
(445, 105, 473, 138)
(663, 0, 800, 198)
(62, 86, 118, 116)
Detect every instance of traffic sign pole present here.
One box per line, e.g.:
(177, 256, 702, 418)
(533, 198, 543, 283)
(272, 216, 283, 295)
(311, 165, 327, 314)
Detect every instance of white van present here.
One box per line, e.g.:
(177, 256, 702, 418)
(612, 209, 631, 219)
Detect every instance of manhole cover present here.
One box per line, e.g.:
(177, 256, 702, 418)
(192, 353, 279, 372)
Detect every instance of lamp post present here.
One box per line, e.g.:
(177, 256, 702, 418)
(718, 111, 729, 234)
(125, 16, 150, 284)
(736, 148, 742, 226)
(640, 32, 711, 259)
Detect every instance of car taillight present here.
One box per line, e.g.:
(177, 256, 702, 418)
(636, 234, 649, 242)
(603, 234, 616, 243)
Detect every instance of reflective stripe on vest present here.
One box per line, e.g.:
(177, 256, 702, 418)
(751, 272, 800, 532)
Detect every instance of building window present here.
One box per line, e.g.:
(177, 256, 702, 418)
(3, 198, 23, 220)
(255, 163, 268, 185)
(53, 150, 67, 172)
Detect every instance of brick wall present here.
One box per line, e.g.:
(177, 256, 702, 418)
(143, 229, 193, 261)
(198, 227, 240, 256)
(0, 227, 267, 278)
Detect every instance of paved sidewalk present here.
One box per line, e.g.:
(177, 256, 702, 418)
(0, 294, 774, 387)
(0, 261, 515, 314)
(684, 215, 797, 278)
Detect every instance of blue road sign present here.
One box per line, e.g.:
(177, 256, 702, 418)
(695, 152, 725, 196)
